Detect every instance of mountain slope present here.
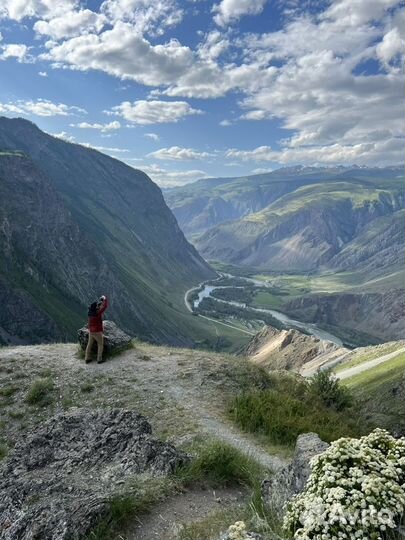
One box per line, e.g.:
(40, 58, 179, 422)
(193, 180, 404, 272)
(164, 166, 403, 238)
(0, 117, 215, 345)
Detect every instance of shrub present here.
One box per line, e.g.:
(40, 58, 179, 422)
(229, 387, 360, 447)
(284, 428, 405, 539)
(308, 369, 352, 411)
(25, 378, 55, 407)
(177, 440, 263, 488)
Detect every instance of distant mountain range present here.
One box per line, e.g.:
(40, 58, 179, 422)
(0, 117, 215, 345)
(165, 166, 405, 343)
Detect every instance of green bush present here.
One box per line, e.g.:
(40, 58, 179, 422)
(177, 440, 263, 488)
(25, 378, 55, 407)
(308, 369, 352, 411)
(229, 373, 362, 446)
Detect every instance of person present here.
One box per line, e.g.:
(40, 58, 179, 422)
(85, 295, 108, 364)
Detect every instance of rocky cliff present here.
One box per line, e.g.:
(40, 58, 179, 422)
(0, 117, 215, 345)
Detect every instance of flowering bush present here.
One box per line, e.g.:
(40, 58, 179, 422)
(284, 429, 405, 539)
(227, 521, 249, 540)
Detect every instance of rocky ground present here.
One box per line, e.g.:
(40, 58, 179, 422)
(0, 341, 288, 539)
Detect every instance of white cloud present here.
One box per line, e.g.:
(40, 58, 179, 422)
(376, 28, 404, 71)
(71, 120, 121, 132)
(81, 143, 130, 153)
(41, 21, 194, 86)
(100, 0, 183, 36)
(147, 146, 212, 160)
(108, 99, 203, 124)
(34, 10, 106, 40)
(213, 0, 267, 27)
(251, 167, 273, 174)
(0, 0, 77, 21)
(144, 132, 159, 141)
(220, 119, 232, 126)
(38, 70, 48, 76)
(136, 163, 209, 187)
(0, 43, 28, 62)
(0, 99, 86, 117)
(225, 137, 405, 166)
(52, 131, 75, 142)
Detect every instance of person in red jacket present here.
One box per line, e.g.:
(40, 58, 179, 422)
(85, 295, 108, 364)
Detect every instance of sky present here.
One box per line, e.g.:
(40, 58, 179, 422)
(0, 0, 404, 187)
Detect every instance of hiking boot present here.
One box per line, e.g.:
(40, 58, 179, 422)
(97, 358, 105, 364)
(85, 358, 92, 364)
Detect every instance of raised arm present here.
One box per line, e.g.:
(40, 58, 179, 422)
(98, 296, 108, 315)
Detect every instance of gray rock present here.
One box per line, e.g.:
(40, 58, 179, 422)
(78, 320, 133, 358)
(0, 408, 189, 539)
(262, 432, 329, 517)
(220, 533, 263, 540)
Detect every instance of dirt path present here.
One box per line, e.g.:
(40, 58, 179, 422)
(0, 342, 286, 473)
(125, 486, 247, 540)
(336, 347, 405, 380)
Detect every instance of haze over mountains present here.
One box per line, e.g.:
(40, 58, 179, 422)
(0, 117, 214, 346)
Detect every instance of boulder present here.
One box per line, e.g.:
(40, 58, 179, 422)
(78, 320, 133, 357)
(0, 408, 189, 539)
(262, 432, 329, 518)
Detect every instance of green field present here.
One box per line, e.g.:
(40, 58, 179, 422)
(343, 353, 405, 432)
(334, 342, 405, 373)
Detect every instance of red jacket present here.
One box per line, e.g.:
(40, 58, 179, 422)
(88, 297, 108, 333)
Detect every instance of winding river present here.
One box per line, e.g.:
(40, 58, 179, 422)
(194, 280, 343, 346)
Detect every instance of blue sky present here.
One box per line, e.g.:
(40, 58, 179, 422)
(0, 0, 403, 186)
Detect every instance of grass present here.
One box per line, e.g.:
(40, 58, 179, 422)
(250, 291, 286, 310)
(84, 440, 270, 540)
(25, 378, 55, 407)
(178, 440, 264, 489)
(229, 372, 363, 447)
(344, 353, 405, 391)
(334, 342, 405, 373)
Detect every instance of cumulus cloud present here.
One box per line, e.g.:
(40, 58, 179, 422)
(0, 99, 86, 117)
(213, 0, 267, 27)
(0, 0, 77, 21)
(38, 70, 48, 76)
(100, 0, 183, 36)
(52, 131, 75, 142)
(226, 137, 404, 166)
(137, 163, 209, 187)
(147, 146, 212, 160)
(70, 120, 121, 132)
(108, 99, 203, 124)
(34, 9, 106, 40)
(41, 22, 194, 86)
(0, 43, 28, 62)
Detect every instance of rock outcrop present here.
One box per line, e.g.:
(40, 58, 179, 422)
(244, 325, 347, 373)
(0, 408, 189, 539)
(78, 320, 133, 358)
(262, 432, 329, 518)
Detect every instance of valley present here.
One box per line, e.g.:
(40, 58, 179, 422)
(166, 167, 405, 347)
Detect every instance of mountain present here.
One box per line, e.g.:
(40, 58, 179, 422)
(164, 166, 403, 238)
(193, 179, 405, 272)
(0, 117, 215, 345)
(166, 167, 404, 344)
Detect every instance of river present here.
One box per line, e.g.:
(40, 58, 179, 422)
(194, 281, 343, 346)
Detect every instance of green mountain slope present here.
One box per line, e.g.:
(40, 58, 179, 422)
(0, 117, 215, 345)
(194, 180, 404, 272)
(164, 166, 403, 238)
